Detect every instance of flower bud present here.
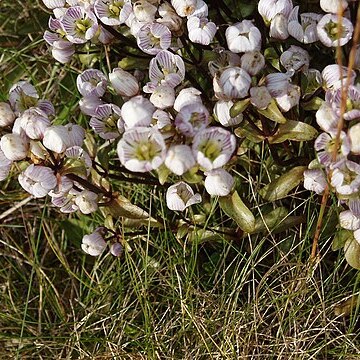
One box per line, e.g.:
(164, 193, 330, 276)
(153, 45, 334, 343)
(0, 133, 29, 161)
(81, 228, 107, 256)
(0, 102, 16, 127)
(109, 68, 139, 97)
(110, 242, 123, 257)
(121, 96, 155, 128)
(150, 85, 175, 109)
(165, 145, 196, 175)
(204, 168, 234, 196)
(75, 190, 98, 214)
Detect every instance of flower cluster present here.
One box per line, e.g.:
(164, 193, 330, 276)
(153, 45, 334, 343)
(1, 0, 359, 264)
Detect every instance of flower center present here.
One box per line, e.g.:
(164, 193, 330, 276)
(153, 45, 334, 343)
(199, 140, 222, 161)
(135, 141, 159, 161)
(75, 18, 92, 35)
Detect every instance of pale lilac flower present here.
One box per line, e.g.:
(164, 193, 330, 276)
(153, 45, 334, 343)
(204, 168, 234, 196)
(81, 228, 107, 256)
(79, 96, 105, 116)
(208, 50, 241, 77)
(110, 242, 123, 256)
(192, 127, 236, 171)
(0, 133, 29, 161)
(240, 51, 265, 76)
(133, 0, 157, 22)
(316, 102, 339, 132)
(322, 64, 355, 90)
(42, 0, 66, 9)
(349, 123, 360, 154)
(218, 67, 251, 99)
(315, 131, 350, 166)
(43, 30, 75, 64)
(187, 17, 217, 45)
(265, 72, 292, 97)
(152, 109, 173, 131)
(320, 0, 348, 14)
(270, 14, 290, 40)
(50, 187, 79, 213)
(121, 95, 155, 128)
(90, 104, 124, 139)
(61, 6, 98, 44)
(214, 100, 243, 127)
(275, 84, 301, 112)
(18, 164, 57, 198)
(190, 0, 208, 18)
(137, 23, 172, 55)
(288, 6, 321, 44)
(77, 69, 107, 97)
(173, 88, 202, 112)
(171, 0, 197, 17)
(0, 148, 12, 181)
(75, 190, 98, 214)
(9, 81, 39, 115)
(148, 50, 185, 88)
(280, 45, 309, 72)
(258, 0, 293, 23)
(331, 161, 360, 196)
(326, 86, 360, 121)
(250, 86, 272, 110)
(109, 68, 139, 97)
(303, 169, 327, 195)
(175, 103, 210, 137)
(117, 127, 166, 172)
(157, 1, 183, 35)
(339, 210, 360, 230)
(165, 145, 196, 175)
(226, 20, 262, 53)
(94, 0, 132, 26)
(317, 14, 353, 47)
(43, 124, 85, 153)
(149, 85, 176, 109)
(166, 181, 202, 211)
(12, 107, 51, 140)
(0, 102, 16, 127)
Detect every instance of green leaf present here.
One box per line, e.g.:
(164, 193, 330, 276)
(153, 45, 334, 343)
(268, 120, 318, 144)
(332, 229, 354, 251)
(344, 239, 360, 270)
(230, 98, 250, 118)
(234, 123, 265, 143)
(301, 97, 324, 111)
(157, 164, 171, 185)
(257, 100, 287, 124)
(253, 207, 289, 233)
(259, 166, 307, 201)
(219, 191, 255, 233)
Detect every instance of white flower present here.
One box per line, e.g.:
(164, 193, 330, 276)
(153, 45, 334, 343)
(270, 13, 290, 40)
(288, 7, 321, 44)
(0, 148, 12, 181)
(150, 85, 176, 109)
(81, 228, 107, 256)
(12, 107, 51, 140)
(339, 210, 360, 230)
(218, 67, 251, 99)
(316, 102, 338, 132)
(258, 0, 293, 23)
(317, 14, 353, 47)
(322, 64, 355, 90)
(137, 22, 172, 55)
(18, 164, 57, 198)
(173, 87, 202, 112)
(265, 72, 292, 97)
(192, 127, 236, 171)
(240, 51, 265, 76)
(187, 17, 217, 45)
(9, 81, 39, 115)
(226, 20, 262, 53)
(320, 0, 348, 14)
(42, 0, 66, 9)
(121, 95, 155, 128)
(171, 0, 197, 17)
(275, 84, 300, 112)
(77, 69, 107, 98)
(331, 161, 360, 196)
(204, 169, 234, 196)
(166, 181, 202, 211)
(213, 100, 243, 127)
(79, 96, 105, 116)
(280, 45, 309, 72)
(75, 190, 98, 214)
(157, 1, 183, 35)
(165, 145, 196, 175)
(117, 127, 166, 172)
(94, 0, 132, 26)
(303, 169, 327, 195)
(0, 102, 16, 127)
(175, 103, 210, 137)
(0, 133, 29, 161)
(349, 122, 360, 155)
(109, 68, 139, 97)
(133, 0, 157, 22)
